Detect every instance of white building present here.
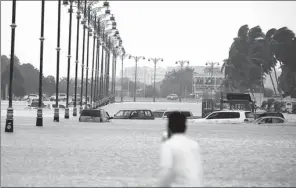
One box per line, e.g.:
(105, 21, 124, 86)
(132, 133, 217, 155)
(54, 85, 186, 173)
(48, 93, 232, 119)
(123, 66, 166, 85)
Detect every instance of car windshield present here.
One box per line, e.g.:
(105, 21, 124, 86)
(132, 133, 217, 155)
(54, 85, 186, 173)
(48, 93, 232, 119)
(81, 110, 100, 117)
(153, 111, 165, 118)
(115, 110, 131, 117)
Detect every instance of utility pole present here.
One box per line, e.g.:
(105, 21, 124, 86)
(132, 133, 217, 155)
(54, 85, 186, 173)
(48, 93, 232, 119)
(205, 62, 219, 100)
(129, 55, 145, 102)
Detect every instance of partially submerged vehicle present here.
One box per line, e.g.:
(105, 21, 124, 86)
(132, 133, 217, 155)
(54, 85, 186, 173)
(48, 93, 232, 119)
(153, 109, 199, 119)
(253, 111, 284, 120)
(113, 109, 155, 120)
(194, 110, 254, 124)
(79, 109, 111, 122)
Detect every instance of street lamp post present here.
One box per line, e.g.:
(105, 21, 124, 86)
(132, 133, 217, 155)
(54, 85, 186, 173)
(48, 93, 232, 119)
(54, 0, 62, 122)
(129, 55, 145, 102)
(79, 0, 87, 114)
(64, 0, 73, 119)
(93, 18, 101, 104)
(99, 31, 105, 99)
(260, 63, 263, 106)
(148, 57, 163, 102)
(73, 0, 81, 117)
(5, 0, 17, 133)
(105, 38, 111, 97)
(205, 62, 219, 100)
(85, 6, 92, 108)
(97, 9, 111, 100)
(120, 48, 128, 102)
(90, 15, 97, 108)
(36, 0, 45, 127)
(79, 1, 108, 108)
(175, 60, 189, 102)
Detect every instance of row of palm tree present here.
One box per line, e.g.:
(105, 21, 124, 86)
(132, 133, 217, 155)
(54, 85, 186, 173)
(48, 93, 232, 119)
(222, 25, 296, 98)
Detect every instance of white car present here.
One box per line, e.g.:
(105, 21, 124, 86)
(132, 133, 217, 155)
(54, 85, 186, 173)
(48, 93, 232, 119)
(26, 94, 39, 101)
(167, 94, 178, 100)
(50, 93, 67, 101)
(194, 110, 254, 124)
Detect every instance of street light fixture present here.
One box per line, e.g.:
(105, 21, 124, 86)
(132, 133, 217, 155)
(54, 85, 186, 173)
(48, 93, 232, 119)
(111, 44, 121, 101)
(79, 1, 109, 112)
(84, 5, 92, 109)
(205, 62, 220, 100)
(36, 0, 46, 127)
(4, 0, 17, 133)
(92, 14, 104, 104)
(175, 60, 190, 102)
(120, 48, 128, 102)
(54, 0, 62, 122)
(129, 55, 145, 102)
(148, 57, 163, 102)
(97, 10, 112, 99)
(79, 0, 87, 114)
(90, 14, 97, 108)
(64, 0, 74, 119)
(73, 0, 81, 116)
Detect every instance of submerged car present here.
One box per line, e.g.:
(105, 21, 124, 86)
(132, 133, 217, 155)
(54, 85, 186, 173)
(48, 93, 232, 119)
(79, 109, 111, 122)
(153, 110, 197, 119)
(253, 112, 284, 120)
(152, 109, 167, 118)
(113, 109, 155, 120)
(252, 116, 295, 126)
(194, 110, 254, 124)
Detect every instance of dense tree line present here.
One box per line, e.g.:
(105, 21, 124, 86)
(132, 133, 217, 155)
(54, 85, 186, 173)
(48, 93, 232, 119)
(222, 25, 296, 98)
(1, 55, 159, 99)
(1, 55, 95, 98)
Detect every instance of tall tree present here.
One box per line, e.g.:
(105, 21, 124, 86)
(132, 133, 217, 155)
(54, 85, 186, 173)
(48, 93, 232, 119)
(270, 27, 296, 97)
(1, 55, 25, 97)
(160, 67, 194, 97)
(223, 25, 278, 94)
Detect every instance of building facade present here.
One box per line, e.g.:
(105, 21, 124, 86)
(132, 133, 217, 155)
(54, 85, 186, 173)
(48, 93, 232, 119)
(123, 66, 166, 85)
(192, 66, 224, 98)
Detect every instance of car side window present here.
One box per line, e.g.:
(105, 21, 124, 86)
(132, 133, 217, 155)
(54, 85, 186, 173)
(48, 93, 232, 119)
(261, 118, 272, 124)
(206, 112, 219, 119)
(123, 111, 131, 117)
(138, 111, 145, 117)
(272, 118, 284, 123)
(215, 112, 229, 119)
(130, 111, 138, 117)
(144, 110, 152, 116)
(228, 112, 240, 119)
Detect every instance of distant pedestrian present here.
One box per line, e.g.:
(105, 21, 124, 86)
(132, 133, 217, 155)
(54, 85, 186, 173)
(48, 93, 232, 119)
(158, 111, 203, 187)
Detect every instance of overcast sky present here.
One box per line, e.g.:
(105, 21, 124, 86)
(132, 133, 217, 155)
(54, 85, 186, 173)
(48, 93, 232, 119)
(1, 1, 296, 78)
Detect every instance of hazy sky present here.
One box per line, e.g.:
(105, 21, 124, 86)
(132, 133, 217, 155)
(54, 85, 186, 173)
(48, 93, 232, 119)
(1, 1, 296, 78)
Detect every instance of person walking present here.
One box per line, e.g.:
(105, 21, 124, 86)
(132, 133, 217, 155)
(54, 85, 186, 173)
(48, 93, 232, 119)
(158, 111, 204, 187)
